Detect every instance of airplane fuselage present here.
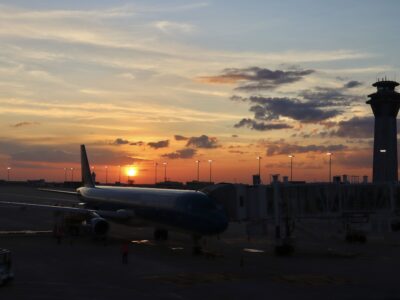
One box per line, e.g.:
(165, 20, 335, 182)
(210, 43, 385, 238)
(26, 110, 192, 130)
(77, 186, 228, 236)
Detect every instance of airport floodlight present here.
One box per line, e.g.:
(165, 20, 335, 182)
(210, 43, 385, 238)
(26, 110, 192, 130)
(154, 162, 158, 184)
(7, 167, 11, 181)
(105, 166, 108, 184)
(288, 155, 294, 181)
(162, 162, 167, 182)
(71, 167, 74, 182)
(195, 160, 200, 181)
(256, 156, 262, 179)
(208, 160, 213, 183)
(326, 152, 333, 183)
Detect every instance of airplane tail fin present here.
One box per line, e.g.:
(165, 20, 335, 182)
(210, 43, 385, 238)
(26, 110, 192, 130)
(81, 145, 95, 188)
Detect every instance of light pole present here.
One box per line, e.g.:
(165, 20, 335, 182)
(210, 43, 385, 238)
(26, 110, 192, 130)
(91, 166, 96, 183)
(71, 167, 74, 182)
(380, 149, 387, 181)
(154, 162, 158, 184)
(288, 155, 294, 181)
(195, 160, 200, 181)
(64, 168, 67, 182)
(208, 160, 213, 183)
(327, 152, 332, 183)
(118, 165, 121, 183)
(256, 156, 262, 183)
(163, 162, 167, 182)
(105, 166, 108, 184)
(7, 167, 11, 181)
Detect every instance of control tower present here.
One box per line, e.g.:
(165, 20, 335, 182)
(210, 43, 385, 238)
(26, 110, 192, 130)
(367, 80, 400, 183)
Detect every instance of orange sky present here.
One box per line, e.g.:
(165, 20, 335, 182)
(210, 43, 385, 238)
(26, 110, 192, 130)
(0, 2, 398, 184)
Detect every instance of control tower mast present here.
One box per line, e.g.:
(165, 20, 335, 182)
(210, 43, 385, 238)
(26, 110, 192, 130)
(367, 79, 400, 183)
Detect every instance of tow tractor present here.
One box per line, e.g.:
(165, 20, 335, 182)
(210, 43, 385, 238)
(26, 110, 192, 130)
(0, 249, 14, 286)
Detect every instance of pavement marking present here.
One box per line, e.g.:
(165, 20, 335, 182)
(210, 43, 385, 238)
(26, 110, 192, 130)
(243, 248, 265, 253)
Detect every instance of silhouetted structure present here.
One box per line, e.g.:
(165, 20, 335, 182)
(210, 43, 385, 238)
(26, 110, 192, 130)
(367, 80, 400, 183)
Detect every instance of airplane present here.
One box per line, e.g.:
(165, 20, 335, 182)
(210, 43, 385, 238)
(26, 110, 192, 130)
(0, 145, 229, 254)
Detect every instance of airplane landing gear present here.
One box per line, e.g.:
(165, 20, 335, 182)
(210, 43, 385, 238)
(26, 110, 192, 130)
(154, 229, 168, 241)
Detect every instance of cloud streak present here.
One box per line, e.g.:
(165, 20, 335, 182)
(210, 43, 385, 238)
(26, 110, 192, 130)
(148, 140, 169, 149)
(186, 135, 219, 148)
(162, 148, 196, 159)
(199, 67, 314, 91)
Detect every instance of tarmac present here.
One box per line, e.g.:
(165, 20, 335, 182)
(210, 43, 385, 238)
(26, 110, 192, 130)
(0, 185, 400, 300)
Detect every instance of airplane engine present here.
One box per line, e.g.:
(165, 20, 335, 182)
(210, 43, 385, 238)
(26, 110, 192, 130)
(89, 217, 110, 235)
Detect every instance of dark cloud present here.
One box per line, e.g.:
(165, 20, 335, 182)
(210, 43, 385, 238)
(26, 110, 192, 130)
(246, 96, 342, 123)
(10, 121, 40, 128)
(148, 140, 169, 149)
(232, 134, 238, 138)
(331, 117, 374, 138)
(299, 88, 350, 107)
(161, 148, 197, 159)
(199, 67, 314, 91)
(174, 134, 189, 141)
(186, 135, 219, 148)
(263, 140, 348, 156)
(111, 138, 130, 145)
(130, 141, 144, 146)
(234, 118, 292, 131)
(343, 80, 362, 89)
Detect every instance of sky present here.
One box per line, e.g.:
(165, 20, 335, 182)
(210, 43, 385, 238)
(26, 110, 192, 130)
(0, 0, 399, 184)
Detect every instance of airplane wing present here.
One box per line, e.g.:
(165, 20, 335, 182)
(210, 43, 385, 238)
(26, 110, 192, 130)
(0, 201, 133, 220)
(37, 188, 79, 195)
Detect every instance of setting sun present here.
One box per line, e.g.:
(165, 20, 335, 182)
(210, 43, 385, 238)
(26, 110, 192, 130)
(126, 167, 137, 177)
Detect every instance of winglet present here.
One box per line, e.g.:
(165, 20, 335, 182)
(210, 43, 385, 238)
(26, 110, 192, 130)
(81, 145, 95, 187)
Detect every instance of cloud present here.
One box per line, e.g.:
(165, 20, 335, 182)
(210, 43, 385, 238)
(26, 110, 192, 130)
(12, 149, 78, 163)
(330, 117, 374, 138)
(262, 140, 348, 156)
(148, 139, 169, 149)
(161, 148, 197, 159)
(232, 134, 238, 138)
(111, 138, 130, 145)
(234, 118, 292, 131)
(242, 96, 342, 123)
(199, 67, 314, 91)
(0, 139, 142, 166)
(153, 21, 194, 33)
(334, 150, 372, 168)
(130, 141, 144, 146)
(186, 135, 219, 148)
(343, 80, 362, 89)
(174, 134, 189, 141)
(10, 121, 40, 128)
(299, 86, 362, 107)
(229, 150, 247, 154)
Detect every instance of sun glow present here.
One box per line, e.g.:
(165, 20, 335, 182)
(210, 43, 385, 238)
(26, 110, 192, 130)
(126, 167, 137, 177)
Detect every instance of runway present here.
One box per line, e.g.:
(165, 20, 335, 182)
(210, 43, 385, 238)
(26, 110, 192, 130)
(0, 185, 399, 299)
